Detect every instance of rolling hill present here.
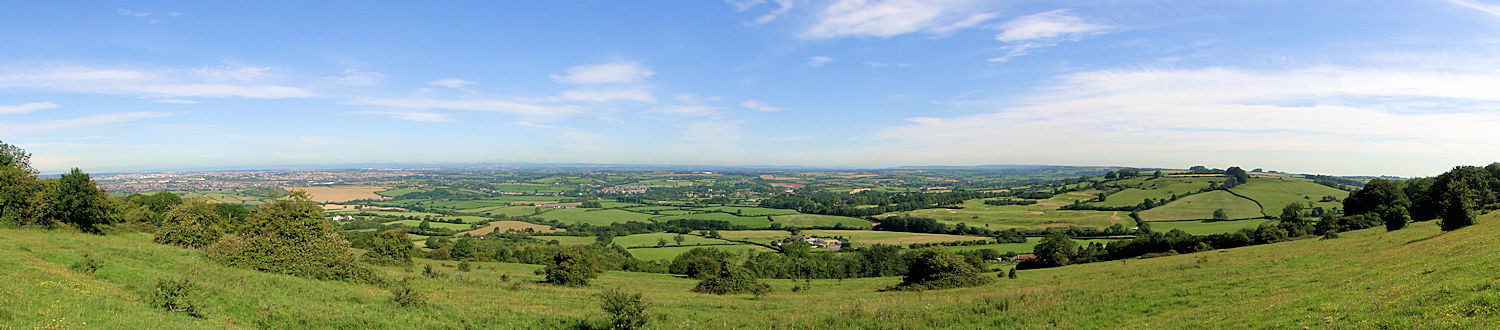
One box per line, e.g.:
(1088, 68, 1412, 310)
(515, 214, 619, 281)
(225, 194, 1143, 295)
(3, 212, 1497, 328)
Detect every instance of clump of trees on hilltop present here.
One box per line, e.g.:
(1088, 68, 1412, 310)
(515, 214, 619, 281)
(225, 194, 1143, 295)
(1, 141, 111, 233)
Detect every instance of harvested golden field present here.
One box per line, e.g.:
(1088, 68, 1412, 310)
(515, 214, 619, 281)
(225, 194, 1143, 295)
(461, 221, 564, 236)
(292, 185, 390, 203)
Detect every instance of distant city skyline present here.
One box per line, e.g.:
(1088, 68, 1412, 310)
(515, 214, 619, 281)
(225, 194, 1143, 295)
(4, 1, 1500, 177)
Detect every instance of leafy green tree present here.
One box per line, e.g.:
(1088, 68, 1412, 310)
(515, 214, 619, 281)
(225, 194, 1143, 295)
(1343, 179, 1411, 216)
(595, 231, 616, 246)
(53, 168, 110, 233)
(1439, 182, 1478, 231)
(154, 199, 227, 248)
(1225, 167, 1250, 185)
(1007, 268, 1017, 279)
(1033, 231, 1076, 267)
(674, 234, 686, 246)
(691, 262, 771, 295)
(450, 238, 477, 260)
(206, 190, 376, 283)
(1212, 208, 1228, 220)
(669, 247, 735, 279)
(891, 248, 992, 291)
(365, 228, 416, 265)
(599, 289, 649, 329)
(1278, 203, 1306, 235)
(542, 248, 599, 286)
(1381, 205, 1411, 231)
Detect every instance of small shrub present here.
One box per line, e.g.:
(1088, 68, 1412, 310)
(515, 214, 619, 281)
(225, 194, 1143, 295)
(457, 261, 472, 272)
(389, 278, 426, 308)
(599, 288, 649, 330)
(692, 263, 771, 295)
(205, 193, 377, 283)
(70, 253, 102, 274)
(889, 248, 992, 291)
(149, 278, 204, 317)
(542, 249, 599, 287)
(1007, 268, 1018, 279)
(501, 274, 511, 282)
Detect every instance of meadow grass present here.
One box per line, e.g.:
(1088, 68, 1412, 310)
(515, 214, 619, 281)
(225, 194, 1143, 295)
(769, 214, 871, 228)
(534, 209, 656, 226)
(651, 213, 773, 228)
(3, 214, 1500, 327)
(625, 245, 771, 261)
(1147, 218, 1277, 235)
(1092, 177, 1218, 208)
(1138, 190, 1263, 221)
(892, 198, 1124, 229)
(1230, 178, 1348, 215)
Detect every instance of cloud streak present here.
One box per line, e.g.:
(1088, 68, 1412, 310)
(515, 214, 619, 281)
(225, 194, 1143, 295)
(989, 10, 1110, 62)
(800, 0, 995, 39)
(550, 62, 655, 84)
(0, 64, 315, 99)
(0, 102, 59, 115)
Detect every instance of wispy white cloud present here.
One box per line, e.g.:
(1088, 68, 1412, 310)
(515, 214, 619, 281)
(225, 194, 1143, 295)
(0, 111, 171, 135)
(324, 69, 384, 86)
(0, 63, 315, 99)
(740, 99, 784, 112)
(346, 97, 583, 118)
(806, 56, 834, 67)
(1445, 0, 1500, 18)
(117, 9, 151, 17)
(549, 62, 655, 84)
(429, 78, 475, 89)
(0, 102, 58, 115)
(799, 0, 995, 39)
(650, 105, 726, 117)
(856, 61, 1500, 176)
(673, 93, 721, 104)
(150, 99, 200, 104)
(363, 111, 453, 122)
(989, 9, 1111, 62)
(734, 0, 795, 25)
(556, 88, 656, 103)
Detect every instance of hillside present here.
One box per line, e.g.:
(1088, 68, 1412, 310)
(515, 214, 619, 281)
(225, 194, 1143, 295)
(4, 213, 1498, 328)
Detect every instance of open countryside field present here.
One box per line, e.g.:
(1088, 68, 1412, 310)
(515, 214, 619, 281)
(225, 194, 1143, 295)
(1150, 218, 1278, 235)
(458, 205, 541, 217)
(328, 209, 489, 223)
(892, 198, 1125, 229)
(652, 213, 773, 228)
(1091, 177, 1219, 208)
(802, 230, 989, 245)
(770, 214, 871, 228)
(534, 208, 656, 226)
(1138, 190, 1263, 221)
(611, 232, 732, 248)
(689, 206, 797, 216)
(626, 244, 771, 261)
(383, 219, 472, 230)
(946, 237, 1122, 254)
(9, 213, 1493, 328)
(459, 221, 563, 236)
(294, 185, 390, 203)
(1230, 178, 1349, 215)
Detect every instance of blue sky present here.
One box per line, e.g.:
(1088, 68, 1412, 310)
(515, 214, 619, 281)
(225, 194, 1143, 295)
(3, 0, 1500, 176)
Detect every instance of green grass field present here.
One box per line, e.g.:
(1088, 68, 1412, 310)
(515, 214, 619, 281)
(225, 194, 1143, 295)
(489, 183, 572, 193)
(769, 214, 871, 228)
(652, 213, 773, 228)
(458, 205, 541, 217)
(801, 230, 988, 245)
(382, 220, 473, 230)
(625, 244, 771, 261)
(1138, 190, 1263, 221)
(688, 206, 798, 216)
(3, 213, 1499, 328)
(1091, 177, 1219, 208)
(534, 208, 656, 226)
(892, 198, 1125, 230)
(946, 237, 1121, 254)
(1148, 218, 1277, 235)
(610, 233, 730, 248)
(375, 188, 421, 197)
(1230, 178, 1349, 215)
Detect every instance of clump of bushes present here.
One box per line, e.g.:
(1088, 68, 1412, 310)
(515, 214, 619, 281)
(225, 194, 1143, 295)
(389, 278, 426, 308)
(888, 248, 992, 291)
(599, 288, 649, 330)
(364, 228, 415, 265)
(205, 191, 377, 283)
(70, 253, 102, 274)
(692, 262, 771, 295)
(154, 200, 226, 248)
(149, 278, 205, 317)
(540, 248, 599, 287)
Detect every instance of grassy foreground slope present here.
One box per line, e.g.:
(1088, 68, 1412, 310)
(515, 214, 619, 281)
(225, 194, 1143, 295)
(4, 214, 1500, 328)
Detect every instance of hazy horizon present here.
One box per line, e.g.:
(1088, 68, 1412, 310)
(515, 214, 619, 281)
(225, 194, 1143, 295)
(5, 1, 1500, 177)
